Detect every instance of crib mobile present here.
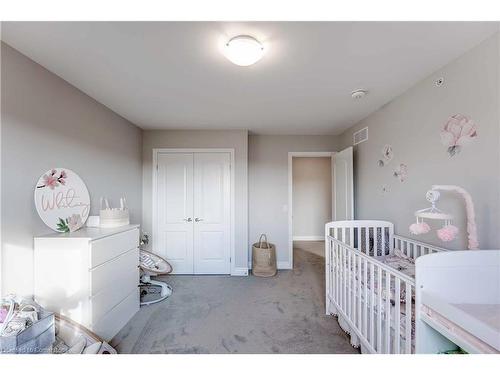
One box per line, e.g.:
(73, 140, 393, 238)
(409, 185, 479, 250)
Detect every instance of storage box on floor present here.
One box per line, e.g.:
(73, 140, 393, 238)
(0, 310, 55, 354)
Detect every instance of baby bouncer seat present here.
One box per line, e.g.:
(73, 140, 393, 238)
(139, 250, 173, 306)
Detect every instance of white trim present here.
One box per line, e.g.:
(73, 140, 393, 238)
(292, 236, 324, 241)
(247, 260, 291, 270)
(288, 151, 335, 271)
(152, 148, 237, 276)
(333, 147, 354, 221)
(232, 267, 249, 276)
(277, 261, 292, 270)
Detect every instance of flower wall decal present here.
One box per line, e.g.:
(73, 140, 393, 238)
(393, 163, 408, 182)
(377, 144, 394, 167)
(440, 114, 478, 157)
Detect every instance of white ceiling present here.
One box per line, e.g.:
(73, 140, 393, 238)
(2, 22, 498, 135)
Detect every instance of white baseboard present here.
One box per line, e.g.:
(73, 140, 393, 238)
(277, 261, 292, 270)
(231, 267, 249, 276)
(247, 261, 292, 270)
(293, 236, 324, 241)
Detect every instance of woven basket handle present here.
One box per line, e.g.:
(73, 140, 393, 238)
(258, 234, 270, 249)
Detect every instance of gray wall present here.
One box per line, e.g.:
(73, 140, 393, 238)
(339, 33, 500, 250)
(292, 157, 332, 239)
(1, 43, 143, 297)
(142, 129, 249, 270)
(249, 135, 338, 267)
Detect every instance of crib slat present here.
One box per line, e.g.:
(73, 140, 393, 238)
(330, 241, 334, 302)
(395, 278, 401, 354)
(357, 255, 362, 330)
(405, 282, 412, 353)
(344, 246, 347, 314)
(347, 250, 351, 320)
(377, 266, 382, 352)
(363, 258, 368, 338)
(341, 245, 345, 313)
(352, 253, 356, 324)
(334, 242, 338, 305)
(370, 262, 375, 346)
(385, 271, 391, 353)
(338, 244, 341, 308)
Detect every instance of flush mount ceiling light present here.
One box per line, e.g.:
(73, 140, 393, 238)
(351, 89, 368, 100)
(224, 35, 264, 66)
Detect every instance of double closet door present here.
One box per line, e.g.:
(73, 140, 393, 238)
(156, 152, 231, 274)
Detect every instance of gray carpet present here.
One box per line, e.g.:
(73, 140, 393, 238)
(110, 241, 358, 354)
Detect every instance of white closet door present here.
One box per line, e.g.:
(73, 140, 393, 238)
(193, 153, 231, 274)
(333, 146, 354, 220)
(156, 153, 194, 274)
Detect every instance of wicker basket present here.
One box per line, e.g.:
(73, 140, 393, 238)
(252, 234, 277, 277)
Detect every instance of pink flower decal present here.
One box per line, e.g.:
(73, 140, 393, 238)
(436, 224, 459, 242)
(393, 163, 408, 182)
(440, 114, 478, 157)
(37, 169, 67, 189)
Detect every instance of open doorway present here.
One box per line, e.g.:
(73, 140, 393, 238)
(288, 152, 334, 268)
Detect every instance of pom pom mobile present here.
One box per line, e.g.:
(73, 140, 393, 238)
(409, 185, 479, 250)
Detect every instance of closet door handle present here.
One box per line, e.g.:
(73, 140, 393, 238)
(195, 218, 203, 222)
(184, 218, 192, 222)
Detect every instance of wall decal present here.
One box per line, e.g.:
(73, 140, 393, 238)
(34, 168, 90, 232)
(377, 144, 394, 167)
(381, 184, 390, 195)
(440, 114, 478, 157)
(393, 163, 408, 182)
(382, 144, 394, 162)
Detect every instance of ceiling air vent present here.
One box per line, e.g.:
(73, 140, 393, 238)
(353, 127, 368, 145)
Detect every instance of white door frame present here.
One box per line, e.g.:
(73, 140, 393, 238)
(152, 148, 237, 275)
(288, 151, 335, 269)
(333, 146, 355, 221)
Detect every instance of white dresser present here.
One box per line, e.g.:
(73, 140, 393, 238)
(34, 225, 140, 341)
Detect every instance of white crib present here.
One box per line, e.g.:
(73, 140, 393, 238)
(325, 220, 447, 354)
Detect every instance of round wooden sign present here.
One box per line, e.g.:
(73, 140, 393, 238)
(34, 168, 90, 232)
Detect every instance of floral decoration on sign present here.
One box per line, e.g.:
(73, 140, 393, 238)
(393, 163, 408, 182)
(37, 169, 67, 189)
(440, 114, 478, 157)
(56, 214, 84, 233)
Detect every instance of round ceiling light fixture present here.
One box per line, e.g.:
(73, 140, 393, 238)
(351, 89, 368, 100)
(224, 35, 264, 66)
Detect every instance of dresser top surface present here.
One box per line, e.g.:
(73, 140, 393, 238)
(35, 224, 140, 241)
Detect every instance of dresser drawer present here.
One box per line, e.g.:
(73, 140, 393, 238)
(91, 289, 139, 341)
(90, 247, 139, 296)
(90, 228, 139, 268)
(90, 262, 138, 324)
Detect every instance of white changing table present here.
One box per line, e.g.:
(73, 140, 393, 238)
(415, 250, 500, 354)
